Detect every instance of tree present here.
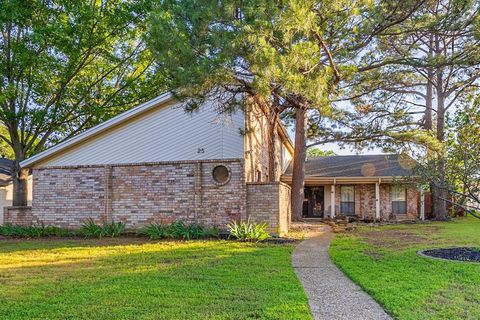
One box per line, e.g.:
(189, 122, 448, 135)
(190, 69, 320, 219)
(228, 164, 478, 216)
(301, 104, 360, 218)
(0, 126, 13, 159)
(444, 99, 480, 217)
(0, 0, 162, 205)
(341, 0, 480, 219)
(148, 0, 425, 220)
(307, 148, 336, 158)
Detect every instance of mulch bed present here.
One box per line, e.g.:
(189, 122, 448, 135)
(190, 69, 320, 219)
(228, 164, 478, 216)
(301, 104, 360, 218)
(419, 247, 480, 262)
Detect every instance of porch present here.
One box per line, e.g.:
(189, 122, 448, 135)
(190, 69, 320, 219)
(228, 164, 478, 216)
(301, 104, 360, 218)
(301, 179, 424, 221)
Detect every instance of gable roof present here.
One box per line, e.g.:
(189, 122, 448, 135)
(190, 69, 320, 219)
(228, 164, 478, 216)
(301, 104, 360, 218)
(20, 93, 174, 168)
(283, 154, 416, 178)
(21, 92, 294, 168)
(20, 92, 173, 167)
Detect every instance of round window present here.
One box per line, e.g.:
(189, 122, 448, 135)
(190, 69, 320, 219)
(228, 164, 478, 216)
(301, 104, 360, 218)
(212, 165, 231, 185)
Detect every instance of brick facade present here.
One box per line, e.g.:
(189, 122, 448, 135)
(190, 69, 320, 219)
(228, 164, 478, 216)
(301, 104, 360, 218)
(3, 206, 32, 226)
(328, 184, 419, 220)
(246, 182, 291, 235)
(29, 160, 246, 229)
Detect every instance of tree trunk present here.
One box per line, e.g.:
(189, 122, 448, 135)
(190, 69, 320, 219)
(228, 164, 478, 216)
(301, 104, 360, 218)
(426, 64, 435, 215)
(425, 71, 433, 131)
(267, 116, 278, 182)
(434, 61, 448, 220)
(291, 107, 307, 221)
(12, 160, 29, 206)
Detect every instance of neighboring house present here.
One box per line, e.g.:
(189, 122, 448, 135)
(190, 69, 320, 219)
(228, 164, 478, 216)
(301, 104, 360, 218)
(10, 93, 422, 233)
(0, 158, 33, 225)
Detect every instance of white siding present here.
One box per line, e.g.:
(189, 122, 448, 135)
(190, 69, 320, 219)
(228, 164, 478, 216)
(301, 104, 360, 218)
(37, 100, 245, 167)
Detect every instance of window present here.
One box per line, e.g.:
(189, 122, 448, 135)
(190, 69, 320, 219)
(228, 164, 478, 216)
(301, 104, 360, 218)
(340, 186, 355, 215)
(392, 186, 407, 214)
(212, 165, 231, 185)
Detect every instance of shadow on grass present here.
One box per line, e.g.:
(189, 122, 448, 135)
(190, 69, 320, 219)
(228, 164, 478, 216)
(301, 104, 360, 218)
(0, 239, 311, 320)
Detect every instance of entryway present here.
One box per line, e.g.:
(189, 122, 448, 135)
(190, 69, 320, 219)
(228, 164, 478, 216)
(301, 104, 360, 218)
(302, 186, 324, 218)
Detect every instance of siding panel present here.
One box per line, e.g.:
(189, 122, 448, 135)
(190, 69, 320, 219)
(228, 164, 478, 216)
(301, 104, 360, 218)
(39, 101, 245, 167)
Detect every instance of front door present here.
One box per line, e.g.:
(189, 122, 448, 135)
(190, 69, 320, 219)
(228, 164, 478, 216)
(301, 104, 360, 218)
(302, 187, 325, 218)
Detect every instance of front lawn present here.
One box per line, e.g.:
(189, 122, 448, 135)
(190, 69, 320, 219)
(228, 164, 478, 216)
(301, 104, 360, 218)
(0, 238, 311, 320)
(330, 217, 480, 320)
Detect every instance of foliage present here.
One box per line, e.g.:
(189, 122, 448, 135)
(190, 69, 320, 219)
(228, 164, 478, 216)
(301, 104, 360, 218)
(336, 0, 480, 219)
(330, 218, 480, 319)
(79, 218, 125, 238)
(228, 220, 270, 242)
(147, 0, 425, 220)
(0, 126, 13, 159)
(306, 148, 336, 158)
(0, 239, 310, 319)
(0, 224, 71, 237)
(444, 99, 480, 216)
(141, 223, 169, 240)
(0, 0, 165, 205)
(140, 221, 219, 240)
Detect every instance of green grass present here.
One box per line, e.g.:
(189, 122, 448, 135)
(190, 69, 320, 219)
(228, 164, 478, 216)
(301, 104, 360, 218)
(330, 217, 480, 320)
(0, 238, 311, 320)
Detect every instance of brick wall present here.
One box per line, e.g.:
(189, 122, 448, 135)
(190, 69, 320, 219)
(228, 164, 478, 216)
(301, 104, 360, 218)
(332, 183, 419, 220)
(278, 182, 291, 234)
(31, 160, 246, 229)
(3, 206, 32, 226)
(246, 182, 291, 235)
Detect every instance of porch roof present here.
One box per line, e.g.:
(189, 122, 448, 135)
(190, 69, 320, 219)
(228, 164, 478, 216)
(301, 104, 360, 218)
(282, 154, 416, 182)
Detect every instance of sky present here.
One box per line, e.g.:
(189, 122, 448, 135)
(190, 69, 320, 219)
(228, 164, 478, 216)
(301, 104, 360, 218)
(285, 127, 386, 156)
(315, 142, 384, 155)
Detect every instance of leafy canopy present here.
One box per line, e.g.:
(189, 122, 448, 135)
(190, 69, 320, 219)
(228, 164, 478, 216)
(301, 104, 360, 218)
(0, 0, 162, 159)
(148, 0, 378, 112)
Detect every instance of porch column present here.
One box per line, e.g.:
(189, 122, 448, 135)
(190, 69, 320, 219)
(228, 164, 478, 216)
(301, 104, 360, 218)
(375, 181, 380, 220)
(330, 183, 336, 218)
(420, 188, 425, 221)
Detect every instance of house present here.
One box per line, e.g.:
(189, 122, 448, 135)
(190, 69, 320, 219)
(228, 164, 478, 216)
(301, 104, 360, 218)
(282, 155, 422, 221)
(7, 93, 422, 233)
(0, 158, 33, 225)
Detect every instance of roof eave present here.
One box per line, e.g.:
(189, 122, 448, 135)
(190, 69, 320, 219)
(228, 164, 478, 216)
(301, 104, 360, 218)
(280, 175, 417, 184)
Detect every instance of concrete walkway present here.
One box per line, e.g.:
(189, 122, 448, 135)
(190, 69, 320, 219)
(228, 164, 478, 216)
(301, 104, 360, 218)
(292, 224, 392, 320)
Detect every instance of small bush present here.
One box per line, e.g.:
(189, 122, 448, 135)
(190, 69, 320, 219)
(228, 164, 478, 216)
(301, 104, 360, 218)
(200, 226, 220, 238)
(80, 219, 125, 238)
(140, 221, 219, 240)
(101, 221, 125, 238)
(80, 218, 103, 238)
(228, 220, 270, 242)
(141, 223, 169, 240)
(0, 224, 72, 238)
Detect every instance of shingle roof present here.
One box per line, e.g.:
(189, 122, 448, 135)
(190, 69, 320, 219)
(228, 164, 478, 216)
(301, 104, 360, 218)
(283, 154, 416, 178)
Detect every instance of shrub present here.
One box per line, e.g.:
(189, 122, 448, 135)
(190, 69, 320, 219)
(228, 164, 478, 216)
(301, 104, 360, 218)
(141, 223, 169, 240)
(228, 220, 270, 242)
(80, 219, 125, 238)
(80, 218, 103, 238)
(140, 221, 219, 240)
(101, 221, 125, 238)
(0, 224, 72, 238)
(200, 226, 220, 238)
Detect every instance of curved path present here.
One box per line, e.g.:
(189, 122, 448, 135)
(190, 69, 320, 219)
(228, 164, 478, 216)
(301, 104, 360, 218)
(292, 224, 391, 320)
